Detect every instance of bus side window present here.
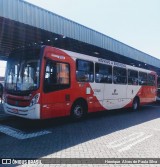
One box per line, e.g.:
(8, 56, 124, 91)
(113, 67, 127, 84)
(95, 63, 112, 83)
(76, 59, 94, 82)
(148, 74, 155, 86)
(128, 69, 138, 85)
(139, 72, 147, 85)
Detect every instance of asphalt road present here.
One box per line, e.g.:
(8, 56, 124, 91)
(0, 103, 160, 166)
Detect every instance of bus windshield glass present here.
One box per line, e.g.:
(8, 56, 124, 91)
(5, 48, 41, 92)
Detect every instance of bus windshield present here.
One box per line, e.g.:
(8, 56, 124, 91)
(5, 48, 41, 92)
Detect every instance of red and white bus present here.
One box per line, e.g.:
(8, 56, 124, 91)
(3, 46, 157, 119)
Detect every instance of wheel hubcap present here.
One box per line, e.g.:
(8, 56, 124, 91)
(74, 105, 83, 117)
(133, 101, 137, 110)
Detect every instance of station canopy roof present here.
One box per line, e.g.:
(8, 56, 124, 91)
(0, 0, 160, 74)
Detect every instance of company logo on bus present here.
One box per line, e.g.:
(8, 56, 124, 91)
(112, 89, 118, 95)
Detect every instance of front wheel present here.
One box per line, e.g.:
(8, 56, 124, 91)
(71, 101, 86, 119)
(132, 97, 139, 111)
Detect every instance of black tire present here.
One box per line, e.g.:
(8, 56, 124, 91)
(132, 97, 139, 111)
(71, 101, 86, 119)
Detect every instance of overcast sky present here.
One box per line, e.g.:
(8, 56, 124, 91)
(24, 0, 160, 59)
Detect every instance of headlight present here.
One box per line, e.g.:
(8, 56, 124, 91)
(30, 93, 40, 106)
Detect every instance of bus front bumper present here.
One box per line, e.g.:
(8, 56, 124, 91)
(3, 103, 40, 119)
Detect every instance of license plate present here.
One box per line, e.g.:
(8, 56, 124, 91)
(12, 108, 19, 113)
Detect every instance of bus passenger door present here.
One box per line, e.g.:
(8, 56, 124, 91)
(41, 58, 71, 119)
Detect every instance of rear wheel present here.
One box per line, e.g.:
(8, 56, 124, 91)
(132, 97, 139, 111)
(71, 101, 86, 119)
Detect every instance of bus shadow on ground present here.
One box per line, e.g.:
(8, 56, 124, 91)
(0, 104, 160, 158)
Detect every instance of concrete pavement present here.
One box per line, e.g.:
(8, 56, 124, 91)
(0, 103, 160, 166)
(0, 103, 13, 120)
